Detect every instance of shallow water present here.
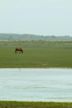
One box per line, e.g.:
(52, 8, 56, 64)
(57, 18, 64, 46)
(0, 68, 72, 102)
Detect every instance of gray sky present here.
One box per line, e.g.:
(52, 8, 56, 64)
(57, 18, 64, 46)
(0, 0, 72, 36)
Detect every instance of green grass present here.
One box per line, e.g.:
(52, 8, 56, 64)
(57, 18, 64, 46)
(0, 41, 72, 68)
(0, 101, 72, 108)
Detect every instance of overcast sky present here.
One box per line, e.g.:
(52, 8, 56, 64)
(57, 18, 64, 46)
(0, 0, 72, 36)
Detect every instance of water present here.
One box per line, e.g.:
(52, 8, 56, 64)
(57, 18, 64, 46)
(0, 68, 72, 102)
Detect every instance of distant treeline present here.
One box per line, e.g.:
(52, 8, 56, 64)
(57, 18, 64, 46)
(0, 33, 72, 41)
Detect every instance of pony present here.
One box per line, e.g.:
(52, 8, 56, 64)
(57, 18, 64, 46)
(15, 48, 23, 54)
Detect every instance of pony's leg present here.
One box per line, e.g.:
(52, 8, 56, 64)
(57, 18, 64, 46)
(21, 50, 23, 53)
(15, 50, 17, 54)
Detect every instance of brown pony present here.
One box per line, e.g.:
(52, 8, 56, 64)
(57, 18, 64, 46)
(15, 48, 23, 54)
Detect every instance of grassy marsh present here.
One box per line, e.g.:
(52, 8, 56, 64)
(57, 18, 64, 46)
(0, 41, 72, 68)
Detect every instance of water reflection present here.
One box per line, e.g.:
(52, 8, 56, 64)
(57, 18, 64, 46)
(0, 68, 72, 101)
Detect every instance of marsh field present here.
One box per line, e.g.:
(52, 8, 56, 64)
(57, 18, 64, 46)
(0, 41, 72, 107)
(0, 40, 72, 68)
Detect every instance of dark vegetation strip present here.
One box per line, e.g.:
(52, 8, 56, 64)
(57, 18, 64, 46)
(0, 101, 72, 108)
